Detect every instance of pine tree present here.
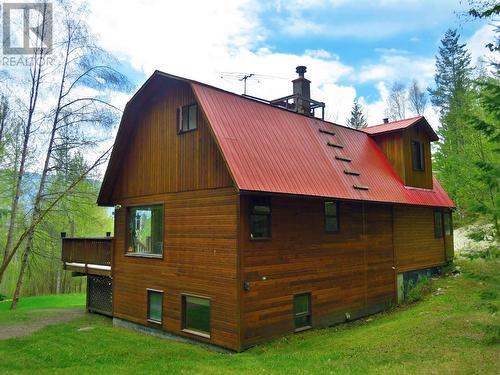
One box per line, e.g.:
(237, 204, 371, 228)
(429, 29, 473, 114)
(346, 101, 367, 129)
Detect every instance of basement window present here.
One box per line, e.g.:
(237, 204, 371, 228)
(411, 140, 425, 171)
(325, 201, 339, 233)
(294, 293, 312, 331)
(147, 289, 163, 324)
(178, 103, 197, 133)
(434, 210, 443, 238)
(127, 205, 163, 256)
(182, 295, 211, 338)
(250, 197, 271, 239)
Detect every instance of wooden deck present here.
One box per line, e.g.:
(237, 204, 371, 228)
(62, 237, 113, 276)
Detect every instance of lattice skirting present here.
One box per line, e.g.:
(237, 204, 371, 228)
(87, 275, 112, 316)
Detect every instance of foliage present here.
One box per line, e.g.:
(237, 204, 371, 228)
(404, 276, 433, 304)
(346, 100, 367, 129)
(0, 260, 498, 374)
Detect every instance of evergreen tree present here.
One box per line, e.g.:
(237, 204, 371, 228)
(429, 29, 473, 114)
(346, 101, 367, 129)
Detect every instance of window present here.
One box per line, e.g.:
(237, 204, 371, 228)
(434, 210, 443, 238)
(325, 201, 339, 232)
(294, 293, 312, 331)
(411, 140, 425, 171)
(249, 196, 271, 239)
(178, 103, 197, 132)
(182, 295, 211, 337)
(127, 205, 163, 256)
(147, 289, 163, 324)
(443, 211, 452, 236)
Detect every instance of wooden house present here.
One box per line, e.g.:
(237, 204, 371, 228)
(62, 67, 454, 351)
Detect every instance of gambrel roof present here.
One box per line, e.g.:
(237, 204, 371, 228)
(98, 71, 454, 208)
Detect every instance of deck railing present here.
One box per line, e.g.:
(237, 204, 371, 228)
(62, 237, 113, 276)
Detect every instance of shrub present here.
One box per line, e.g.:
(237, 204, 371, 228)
(405, 276, 432, 303)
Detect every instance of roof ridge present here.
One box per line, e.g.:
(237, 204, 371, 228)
(367, 115, 423, 129)
(153, 70, 369, 136)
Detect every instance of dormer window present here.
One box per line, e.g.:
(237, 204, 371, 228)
(411, 140, 424, 171)
(178, 103, 197, 133)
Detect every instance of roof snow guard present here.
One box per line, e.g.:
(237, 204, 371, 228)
(98, 71, 454, 209)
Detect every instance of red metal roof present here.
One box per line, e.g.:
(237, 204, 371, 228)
(192, 82, 454, 208)
(364, 116, 439, 141)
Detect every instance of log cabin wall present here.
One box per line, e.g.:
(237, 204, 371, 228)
(239, 195, 396, 349)
(393, 206, 446, 272)
(109, 80, 240, 350)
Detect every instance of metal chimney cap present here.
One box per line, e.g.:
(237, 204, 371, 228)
(296, 66, 307, 77)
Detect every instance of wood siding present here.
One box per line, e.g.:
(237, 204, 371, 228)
(111, 80, 233, 201)
(239, 196, 396, 349)
(112, 187, 240, 350)
(372, 123, 433, 189)
(402, 125, 433, 189)
(374, 132, 405, 180)
(393, 206, 446, 272)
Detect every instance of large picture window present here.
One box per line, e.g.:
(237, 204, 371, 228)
(147, 289, 163, 324)
(411, 140, 425, 171)
(127, 205, 163, 256)
(434, 210, 443, 238)
(178, 103, 197, 133)
(182, 295, 211, 337)
(294, 293, 312, 331)
(249, 196, 271, 239)
(325, 201, 339, 232)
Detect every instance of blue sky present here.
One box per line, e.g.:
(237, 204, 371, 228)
(87, 0, 496, 126)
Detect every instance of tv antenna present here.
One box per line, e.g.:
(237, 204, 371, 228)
(219, 72, 287, 95)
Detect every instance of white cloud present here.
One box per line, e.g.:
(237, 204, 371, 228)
(466, 24, 499, 69)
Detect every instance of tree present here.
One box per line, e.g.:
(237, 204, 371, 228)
(386, 81, 406, 121)
(429, 29, 473, 114)
(407, 80, 428, 115)
(9, 0, 128, 309)
(346, 101, 367, 129)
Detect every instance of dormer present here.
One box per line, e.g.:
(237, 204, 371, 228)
(364, 116, 438, 189)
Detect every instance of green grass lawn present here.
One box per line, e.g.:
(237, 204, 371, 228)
(0, 294, 85, 325)
(0, 260, 498, 374)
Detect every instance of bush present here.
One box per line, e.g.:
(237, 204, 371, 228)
(461, 245, 500, 261)
(405, 276, 433, 304)
(0, 293, 6, 301)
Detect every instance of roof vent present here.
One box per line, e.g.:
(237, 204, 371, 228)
(383, 118, 389, 124)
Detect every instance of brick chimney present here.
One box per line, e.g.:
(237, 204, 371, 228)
(293, 66, 311, 115)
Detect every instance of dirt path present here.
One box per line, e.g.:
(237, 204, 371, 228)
(0, 309, 85, 340)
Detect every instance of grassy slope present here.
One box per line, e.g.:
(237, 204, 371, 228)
(0, 260, 498, 375)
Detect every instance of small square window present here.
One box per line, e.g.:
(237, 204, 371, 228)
(434, 210, 443, 238)
(182, 295, 211, 337)
(147, 290, 163, 324)
(294, 293, 312, 331)
(250, 197, 271, 239)
(325, 201, 339, 232)
(178, 103, 198, 133)
(411, 140, 425, 171)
